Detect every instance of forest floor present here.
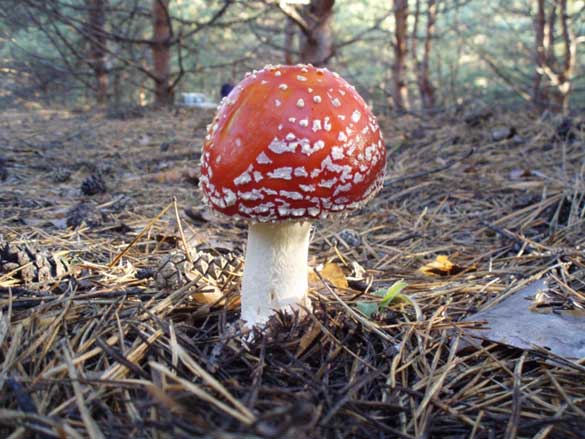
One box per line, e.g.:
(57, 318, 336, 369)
(0, 106, 584, 438)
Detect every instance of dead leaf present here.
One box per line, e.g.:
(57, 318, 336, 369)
(462, 279, 585, 359)
(147, 168, 186, 183)
(309, 262, 348, 289)
(561, 309, 585, 318)
(124, 167, 198, 184)
(184, 208, 215, 223)
(49, 218, 69, 229)
(509, 168, 532, 180)
(506, 181, 544, 190)
(295, 322, 322, 358)
(419, 255, 468, 276)
(189, 286, 239, 309)
(190, 291, 223, 305)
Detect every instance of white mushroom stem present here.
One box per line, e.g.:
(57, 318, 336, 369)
(241, 221, 312, 327)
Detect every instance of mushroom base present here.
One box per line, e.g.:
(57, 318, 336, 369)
(241, 221, 312, 327)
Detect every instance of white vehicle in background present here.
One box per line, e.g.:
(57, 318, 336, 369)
(177, 92, 217, 109)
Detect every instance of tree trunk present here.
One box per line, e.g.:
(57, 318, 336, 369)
(113, 68, 121, 109)
(151, 0, 173, 106)
(284, 16, 296, 65)
(532, 0, 575, 113)
(554, 0, 575, 113)
(299, 0, 335, 66)
(417, 0, 437, 110)
(533, 0, 546, 109)
(86, 0, 108, 105)
(545, 3, 556, 65)
(392, 0, 409, 112)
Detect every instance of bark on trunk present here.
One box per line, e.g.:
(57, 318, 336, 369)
(555, 0, 575, 113)
(417, 0, 437, 110)
(299, 0, 335, 66)
(533, 0, 546, 108)
(86, 0, 108, 105)
(532, 0, 575, 113)
(284, 16, 296, 65)
(151, 0, 173, 107)
(392, 0, 409, 112)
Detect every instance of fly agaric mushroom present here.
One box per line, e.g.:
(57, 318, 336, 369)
(200, 64, 386, 327)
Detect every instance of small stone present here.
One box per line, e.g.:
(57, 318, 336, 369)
(66, 202, 103, 228)
(464, 103, 492, 127)
(491, 127, 515, 142)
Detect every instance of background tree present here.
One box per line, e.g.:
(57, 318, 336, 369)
(0, 0, 232, 107)
(298, 0, 335, 65)
(391, 0, 409, 111)
(0, 0, 583, 113)
(284, 15, 296, 64)
(277, 0, 335, 66)
(533, 0, 577, 113)
(151, 0, 173, 106)
(85, 0, 108, 105)
(412, 0, 438, 110)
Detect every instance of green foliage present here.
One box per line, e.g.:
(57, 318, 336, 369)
(356, 280, 409, 318)
(0, 0, 583, 110)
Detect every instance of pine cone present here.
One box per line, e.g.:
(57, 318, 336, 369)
(154, 251, 192, 290)
(51, 167, 72, 183)
(337, 229, 362, 247)
(0, 239, 68, 286)
(154, 249, 242, 291)
(81, 174, 107, 195)
(194, 250, 243, 285)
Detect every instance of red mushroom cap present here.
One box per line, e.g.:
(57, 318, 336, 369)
(200, 64, 386, 222)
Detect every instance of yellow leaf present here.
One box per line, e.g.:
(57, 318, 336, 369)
(189, 286, 239, 309)
(190, 290, 223, 305)
(308, 262, 349, 289)
(419, 255, 467, 277)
